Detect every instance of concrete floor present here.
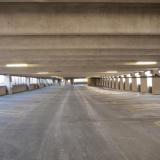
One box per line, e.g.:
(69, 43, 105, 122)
(0, 86, 160, 160)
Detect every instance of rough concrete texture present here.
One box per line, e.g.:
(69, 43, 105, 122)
(0, 86, 160, 160)
(125, 78, 130, 91)
(0, 3, 160, 77)
(140, 78, 148, 93)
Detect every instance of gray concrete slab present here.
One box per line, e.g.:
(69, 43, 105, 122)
(0, 86, 160, 160)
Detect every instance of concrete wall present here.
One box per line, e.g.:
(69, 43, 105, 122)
(141, 78, 148, 93)
(12, 85, 28, 94)
(28, 84, 39, 90)
(38, 84, 45, 89)
(0, 86, 7, 96)
(132, 78, 138, 92)
(152, 77, 160, 95)
(88, 78, 96, 86)
(125, 78, 130, 91)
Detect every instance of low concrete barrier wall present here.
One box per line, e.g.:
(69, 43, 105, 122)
(0, 86, 7, 96)
(12, 85, 28, 94)
(28, 84, 39, 90)
(0, 83, 53, 96)
(38, 84, 45, 89)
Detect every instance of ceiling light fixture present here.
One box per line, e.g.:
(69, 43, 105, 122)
(36, 72, 49, 75)
(106, 71, 118, 74)
(136, 61, 157, 65)
(6, 64, 29, 67)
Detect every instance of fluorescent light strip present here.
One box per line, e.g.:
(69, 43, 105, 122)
(106, 71, 118, 74)
(36, 72, 49, 75)
(6, 64, 28, 67)
(136, 61, 157, 65)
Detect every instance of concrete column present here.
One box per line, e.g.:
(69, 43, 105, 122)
(131, 73, 138, 92)
(140, 72, 148, 93)
(115, 77, 119, 90)
(101, 77, 104, 87)
(100, 78, 103, 87)
(88, 78, 96, 86)
(103, 77, 105, 87)
(108, 78, 112, 88)
(152, 70, 160, 95)
(26, 77, 30, 90)
(106, 78, 109, 87)
(4, 75, 12, 95)
(70, 78, 74, 85)
(111, 78, 115, 89)
(96, 78, 98, 86)
(125, 75, 130, 91)
(105, 78, 107, 88)
(98, 78, 101, 87)
(120, 77, 124, 90)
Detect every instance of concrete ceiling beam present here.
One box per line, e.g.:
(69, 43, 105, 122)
(0, 35, 159, 49)
(0, 3, 159, 35)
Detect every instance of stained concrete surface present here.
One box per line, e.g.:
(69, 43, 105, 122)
(0, 86, 160, 160)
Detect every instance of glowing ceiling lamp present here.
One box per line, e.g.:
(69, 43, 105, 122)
(6, 64, 28, 67)
(36, 72, 49, 75)
(106, 71, 118, 74)
(136, 61, 157, 65)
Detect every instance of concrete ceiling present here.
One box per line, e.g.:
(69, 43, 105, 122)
(0, 2, 159, 78)
(0, 1, 160, 3)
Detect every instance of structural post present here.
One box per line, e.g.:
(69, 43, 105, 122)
(89, 78, 96, 86)
(140, 72, 148, 93)
(4, 75, 12, 95)
(152, 70, 160, 95)
(105, 78, 108, 88)
(103, 77, 106, 87)
(102, 77, 104, 87)
(111, 78, 115, 89)
(26, 77, 30, 90)
(120, 76, 124, 90)
(115, 77, 119, 90)
(131, 73, 138, 92)
(125, 75, 130, 91)
(108, 78, 112, 88)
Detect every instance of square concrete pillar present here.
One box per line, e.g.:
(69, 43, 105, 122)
(99, 78, 102, 87)
(101, 78, 103, 87)
(4, 75, 12, 95)
(26, 77, 30, 90)
(140, 72, 148, 93)
(131, 73, 138, 92)
(125, 77, 130, 91)
(111, 79, 115, 89)
(103, 78, 107, 87)
(120, 77, 124, 90)
(102, 77, 105, 87)
(105, 78, 107, 87)
(115, 77, 119, 90)
(105, 79, 108, 88)
(109, 79, 112, 88)
(95, 78, 98, 86)
(152, 71, 160, 95)
(97, 78, 100, 86)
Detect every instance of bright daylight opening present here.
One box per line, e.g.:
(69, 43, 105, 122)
(74, 78, 88, 84)
(145, 71, 152, 87)
(0, 75, 5, 86)
(135, 73, 141, 85)
(127, 74, 132, 84)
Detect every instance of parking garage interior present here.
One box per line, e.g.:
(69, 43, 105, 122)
(0, 1, 160, 160)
